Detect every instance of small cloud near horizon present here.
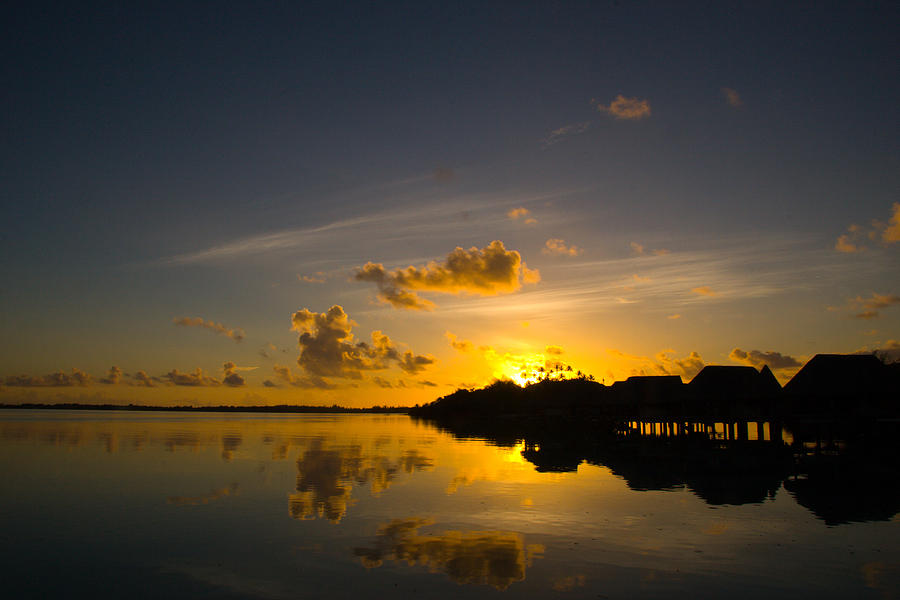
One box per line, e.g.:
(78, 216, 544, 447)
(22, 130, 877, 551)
(729, 348, 802, 370)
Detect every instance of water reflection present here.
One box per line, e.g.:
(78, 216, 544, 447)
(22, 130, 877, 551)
(2, 410, 899, 597)
(290, 439, 434, 522)
(354, 518, 544, 590)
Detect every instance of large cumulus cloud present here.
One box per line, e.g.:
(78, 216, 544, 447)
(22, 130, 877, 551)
(290, 305, 435, 384)
(354, 241, 540, 310)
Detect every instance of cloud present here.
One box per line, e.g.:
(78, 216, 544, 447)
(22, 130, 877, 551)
(222, 362, 246, 387)
(3, 368, 92, 387)
(691, 286, 718, 297)
(844, 292, 900, 319)
(607, 349, 706, 381)
(354, 241, 540, 310)
(372, 376, 393, 388)
(545, 345, 564, 355)
(131, 370, 155, 387)
(262, 379, 278, 388)
(99, 366, 122, 384)
(164, 368, 220, 387)
(884, 203, 900, 243)
(594, 95, 651, 120)
(271, 364, 334, 389)
(398, 351, 436, 375)
(542, 238, 582, 257)
(299, 272, 326, 283)
(835, 233, 862, 253)
(289, 305, 434, 383)
(542, 121, 591, 147)
(631, 242, 669, 257)
(835, 204, 900, 251)
(507, 207, 531, 220)
(445, 332, 474, 353)
(667, 314, 681, 320)
(173, 317, 245, 343)
(729, 348, 802, 370)
(721, 87, 742, 108)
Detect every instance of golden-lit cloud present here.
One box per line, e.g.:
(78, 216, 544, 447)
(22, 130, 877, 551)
(729, 348, 802, 370)
(271, 364, 333, 389)
(691, 286, 718, 297)
(841, 292, 900, 319)
(99, 366, 122, 384)
(354, 518, 544, 590)
(3, 368, 92, 387)
(298, 272, 326, 283)
(354, 241, 540, 310)
(594, 95, 651, 120)
(445, 331, 474, 353)
(164, 368, 220, 387)
(667, 314, 681, 320)
(545, 345, 564, 355)
(721, 87, 742, 108)
(173, 316, 245, 343)
(289, 305, 433, 384)
(542, 238, 582, 256)
(883, 203, 900, 243)
(398, 351, 435, 375)
(507, 207, 538, 225)
(835, 233, 862, 253)
(222, 362, 246, 387)
(835, 204, 900, 251)
(131, 370, 155, 387)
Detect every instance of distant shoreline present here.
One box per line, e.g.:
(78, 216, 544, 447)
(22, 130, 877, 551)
(0, 403, 411, 414)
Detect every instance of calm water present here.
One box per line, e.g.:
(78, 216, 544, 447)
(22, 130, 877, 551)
(1, 410, 897, 598)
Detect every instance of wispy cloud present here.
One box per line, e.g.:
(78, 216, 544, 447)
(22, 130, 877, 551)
(691, 286, 718, 297)
(542, 121, 591, 147)
(173, 317, 245, 342)
(158, 189, 582, 266)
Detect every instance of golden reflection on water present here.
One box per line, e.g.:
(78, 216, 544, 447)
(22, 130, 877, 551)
(354, 517, 545, 590)
(2, 410, 899, 596)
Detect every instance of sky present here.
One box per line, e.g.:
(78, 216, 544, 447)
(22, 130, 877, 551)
(1, 1, 898, 406)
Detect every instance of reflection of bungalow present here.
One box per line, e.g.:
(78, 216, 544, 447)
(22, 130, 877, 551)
(686, 365, 781, 416)
(783, 354, 896, 416)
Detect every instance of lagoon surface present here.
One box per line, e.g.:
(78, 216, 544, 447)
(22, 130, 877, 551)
(1, 410, 897, 598)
